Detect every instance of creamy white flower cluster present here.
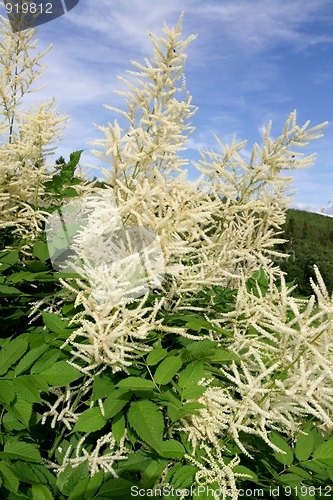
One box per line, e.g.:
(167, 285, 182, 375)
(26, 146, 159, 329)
(59, 13, 328, 376)
(46, 431, 129, 477)
(0, 15, 69, 252)
(180, 267, 333, 458)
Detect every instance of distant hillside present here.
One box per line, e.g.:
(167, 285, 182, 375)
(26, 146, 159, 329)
(274, 209, 333, 296)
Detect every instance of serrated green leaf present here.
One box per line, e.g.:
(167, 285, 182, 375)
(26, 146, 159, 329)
(103, 389, 131, 419)
(232, 465, 258, 482)
(295, 430, 314, 461)
(84, 470, 104, 500)
(300, 460, 329, 476)
(98, 478, 133, 496)
(140, 459, 168, 488)
(117, 377, 155, 391)
(30, 350, 60, 374)
(0, 250, 19, 265)
(313, 439, 333, 460)
(208, 349, 240, 364)
(112, 411, 125, 443)
(57, 462, 89, 496)
(178, 361, 204, 389)
(12, 376, 41, 403)
(167, 403, 182, 423)
(279, 473, 303, 486)
(9, 396, 32, 427)
(73, 407, 106, 433)
(270, 431, 294, 465)
(128, 400, 163, 451)
(286, 465, 312, 480)
(0, 380, 15, 404)
(3, 413, 26, 431)
(32, 242, 50, 263)
(154, 356, 183, 385)
(0, 284, 23, 295)
(31, 484, 53, 500)
(42, 312, 70, 334)
(10, 462, 56, 487)
(181, 385, 206, 399)
(14, 345, 48, 376)
(0, 440, 42, 463)
(60, 187, 80, 198)
(186, 339, 217, 356)
(0, 337, 28, 376)
(171, 465, 197, 489)
(0, 461, 19, 493)
(40, 361, 81, 386)
(68, 477, 90, 500)
(160, 439, 185, 459)
(146, 348, 168, 366)
(92, 373, 115, 401)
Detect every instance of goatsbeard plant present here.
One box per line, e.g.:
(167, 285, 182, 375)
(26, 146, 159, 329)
(5, 12, 332, 499)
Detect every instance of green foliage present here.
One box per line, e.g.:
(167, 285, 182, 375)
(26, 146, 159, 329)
(274, 209, 333, 297)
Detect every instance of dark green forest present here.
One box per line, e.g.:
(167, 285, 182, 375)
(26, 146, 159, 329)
(274, 209, 333, 297)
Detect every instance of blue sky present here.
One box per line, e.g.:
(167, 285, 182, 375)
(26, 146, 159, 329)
(17, 0, 333, 213)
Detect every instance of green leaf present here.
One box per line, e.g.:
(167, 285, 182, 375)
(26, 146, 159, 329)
(185, 339, 217, 357)
(117, 377, 155, 391)
(0, 461, 19, 493)
(181, 385, 206, 399)
(73, 407, 106, 433)
(3, 413, 26, 431)
(0, 380, 15, 404)
(154, 356, 183, 385)
(32, 242, 50, 263)
(60, 151, 84, 185)
(112, 411, 125, 443)
(68, 477, 90, 500)
(279, 473, 303, 486)
(0, 284, 22, 296)
(84, 470, 104, 500)
(60, 187, 80, 198)
(0, 250, 19, 265)
(128, 400, 164, 451)
(146, 347, 168, 366)
(12, 376, 41, 403)
(9, 396, 32, 427)
(178, 361, 204, 389)
(286, 466, 312, 480)
(10, 462, 56, 487)
(269, 431, 294, 465)
(313, 439, 333, 460)
(30, 350, 60, 374)
(40, 361, 82, 386)
(208, 349, 240, 364)
(185, 317, 216, 332)
(171, 466, 197, 489)
(295, 430, 314, 461)
(98, 478, 134, 497)
(92, 373, 115, 401)
(14, 345, 48, 376)
(160, 439, 185, 459)
(300, 460, 328, 476)
(0, 440, 42, 463)
(31, 484, 53, 500)
(42, 312, 70, 333)
(232, 465, 258, 482)
(140, 459, 168, 488)
(0, 336, 28, 376)
(57, 462, 89, 496)
(103, 389, 131, 419)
